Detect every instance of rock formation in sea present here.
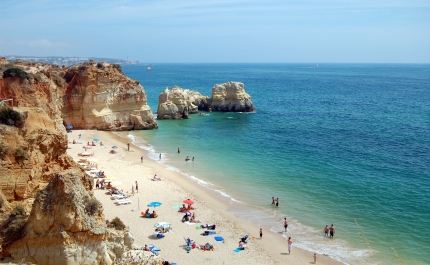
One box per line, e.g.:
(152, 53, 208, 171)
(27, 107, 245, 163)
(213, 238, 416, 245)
(0, 59, 158, 131)
(209, 81, 255, 112)
(157, 85, 208, 119)
(157, 82, 254, 119)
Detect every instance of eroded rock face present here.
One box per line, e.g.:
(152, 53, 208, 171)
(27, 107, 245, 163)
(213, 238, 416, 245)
(209, 81, 255, 112)
(0, 60, 158, 131)
(62, 62, 158, 130)
(156, 82, 254, 118)
(157, 86, 208, 119)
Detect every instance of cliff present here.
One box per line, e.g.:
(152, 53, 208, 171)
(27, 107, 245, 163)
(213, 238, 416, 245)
(157, 82, 254, 119)
(0, 60, 158, 131)
(0, 107, 162, 264)
(62, 62, 157, 130)
(157, 86, 208, 119)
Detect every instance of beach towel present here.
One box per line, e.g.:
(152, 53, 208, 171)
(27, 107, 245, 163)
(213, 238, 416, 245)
(201, 231, 216, 236)
(148, 244, 161, 252)
(196, 225, 202, 229)
(214, 236, 224, 242)
(172, 205, 182, 209)
(234, 248, 243, 253)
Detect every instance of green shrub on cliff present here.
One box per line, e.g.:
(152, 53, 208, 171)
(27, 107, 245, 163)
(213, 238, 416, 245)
(0, 107, 23, 127)
(2, 68, 28, 78)
(85, 197, 102, 215)
(110, 217, 125, 230)
(15, 146, 27, 159)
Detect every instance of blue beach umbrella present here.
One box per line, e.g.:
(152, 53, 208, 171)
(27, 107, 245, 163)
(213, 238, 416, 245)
(154, 222, 171, 229)
(112, 146, 117, 149)
(93, 138, 100, 142)
(148, 202, 162, 208)
(66, 125, 73, 129)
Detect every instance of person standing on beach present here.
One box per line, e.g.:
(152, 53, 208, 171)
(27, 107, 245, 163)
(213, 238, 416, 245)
(135, 181, 138, 193)
(127, 143, 130, 151)
(323, 225, 329, 237)
(329, 224, 335, 238)
(275, 198, 279, 207)
(159, 153, 161, 160)
(287, 237, 292, 254)
(313, 253, 317, 264)
(141, 156, 143, 163)
(284, 218, 288, 232)
(78, 133, 81, 139)
(271, 197, 275, 205)
(260, 228, 263, 239)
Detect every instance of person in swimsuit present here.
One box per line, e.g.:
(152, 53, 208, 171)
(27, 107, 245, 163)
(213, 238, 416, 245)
(135, 181, 138, 193)
(275, 198, 279, 207)
(260, 228, 263, 239)
(329, 224, 335, 238)
(313, 253, 317, 264)
(178, 147, 180, 153)
(284, 218, 288, 232)
(287, 237, 292, 254)
(271, 197, 275, 205)
(324, 225, 329, 237)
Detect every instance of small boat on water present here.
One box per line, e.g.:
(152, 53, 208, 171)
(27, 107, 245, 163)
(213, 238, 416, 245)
(146, 66, 152, 71)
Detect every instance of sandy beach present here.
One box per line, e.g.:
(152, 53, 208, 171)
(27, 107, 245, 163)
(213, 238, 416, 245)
(67, 130, 342, 265)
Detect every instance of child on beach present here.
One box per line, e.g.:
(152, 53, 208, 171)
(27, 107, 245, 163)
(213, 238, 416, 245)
(287, 237, 292, 254)
(260, 228, 263, 239)
(284, 218, 288, 232)
(313, 253, 317, 264)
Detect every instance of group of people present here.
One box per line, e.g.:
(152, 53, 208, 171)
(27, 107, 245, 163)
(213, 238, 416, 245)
(143, 208, 158, 218)
(323, 224, 335, 238)
(271, 197, 279, 207)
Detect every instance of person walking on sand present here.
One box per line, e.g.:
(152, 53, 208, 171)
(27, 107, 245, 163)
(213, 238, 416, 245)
(131, 185, 134, 196)
(271, 197, 275, 206)
(135, 181, 138, 193)
(127, 142, 130, 151)
(324, 225, 329, 237)
(313, 253, 317, 264)
(287, 237, 292, 254)
(260, 228, 263, 239)
(284, 218, 288, 232)
(275, 197, 279, 207)
(329, 224, 335, 238)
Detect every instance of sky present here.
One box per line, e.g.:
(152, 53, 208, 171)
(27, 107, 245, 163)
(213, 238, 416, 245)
(0, 0, 429, 63)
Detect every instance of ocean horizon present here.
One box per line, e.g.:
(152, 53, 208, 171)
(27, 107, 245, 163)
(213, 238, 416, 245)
(121, 63, 430, 265)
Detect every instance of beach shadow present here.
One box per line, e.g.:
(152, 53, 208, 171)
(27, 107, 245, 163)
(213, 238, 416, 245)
(309, 262, 316, 264)
(280, 253, 289, 255)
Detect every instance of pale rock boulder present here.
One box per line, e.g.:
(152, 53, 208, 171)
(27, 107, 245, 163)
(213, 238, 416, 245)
(209, 81, 255, 112)
(157, 86, 207, 119)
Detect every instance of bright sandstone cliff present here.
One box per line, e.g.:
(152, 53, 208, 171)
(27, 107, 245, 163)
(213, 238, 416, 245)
(62, 62, 157, 130)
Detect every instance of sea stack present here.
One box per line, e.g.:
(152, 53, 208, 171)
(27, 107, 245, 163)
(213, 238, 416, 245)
(209, 81, 255, 112)
(157, 85, 208, 119)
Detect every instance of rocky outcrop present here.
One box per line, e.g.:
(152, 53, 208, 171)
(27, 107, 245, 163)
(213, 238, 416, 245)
(0, 108, 161, 264)
(0, 60, 158, 131)
(209, 81, 255, 112)
(62, 62, 157, 130)
(157, 86, 207, 119)
(157, 82, 254, 119)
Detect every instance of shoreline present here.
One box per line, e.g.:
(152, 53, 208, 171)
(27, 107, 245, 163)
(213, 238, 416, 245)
(67, 129, 343, 265)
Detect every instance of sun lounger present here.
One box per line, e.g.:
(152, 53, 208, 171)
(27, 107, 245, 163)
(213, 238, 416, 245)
(111, 194, 127, 200)
(114, 199, 131, 205)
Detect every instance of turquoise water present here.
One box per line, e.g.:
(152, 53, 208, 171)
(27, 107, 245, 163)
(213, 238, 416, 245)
(122, 64, 430, 265)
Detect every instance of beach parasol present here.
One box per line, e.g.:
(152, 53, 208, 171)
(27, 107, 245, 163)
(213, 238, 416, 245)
(214, 236, 225, 242)
(183, 199, 194, 205)
(111, 146, 117, 149)
(154, 222, 171, 229)
(147, 202, 162, 208)
(86, 158, 98, 162)
(66, 125, 73, 129)
(93, 138, 100, 142)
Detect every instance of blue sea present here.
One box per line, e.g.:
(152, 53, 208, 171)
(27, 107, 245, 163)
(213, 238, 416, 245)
(121, 63, 430, 265)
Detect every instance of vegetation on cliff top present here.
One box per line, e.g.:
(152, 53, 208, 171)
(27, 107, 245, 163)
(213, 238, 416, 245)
(2, 68, 28, 78)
